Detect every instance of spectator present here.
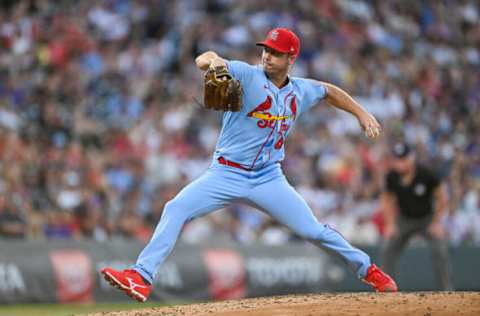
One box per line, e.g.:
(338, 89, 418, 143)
(0, 194, 27, 239)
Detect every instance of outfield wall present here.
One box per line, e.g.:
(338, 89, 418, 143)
(0, 240, 478, 304)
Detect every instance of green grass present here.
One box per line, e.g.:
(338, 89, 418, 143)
(0, 302, 168, 316)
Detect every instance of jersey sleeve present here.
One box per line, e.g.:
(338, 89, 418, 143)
(298, 79, 328, 114)
(226, 60, 254, 84)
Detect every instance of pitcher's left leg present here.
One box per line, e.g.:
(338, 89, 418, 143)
(248, 175, 371, 278)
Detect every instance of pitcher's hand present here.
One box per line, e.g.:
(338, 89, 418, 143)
(357, 112, 382, 139)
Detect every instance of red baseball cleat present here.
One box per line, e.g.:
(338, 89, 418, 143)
(363, 264, 398, 292)
(101, 267, 151, 302)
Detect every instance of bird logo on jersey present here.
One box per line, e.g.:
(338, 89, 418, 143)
(247, 95, 287, 128)
(247, 94, 297, 149)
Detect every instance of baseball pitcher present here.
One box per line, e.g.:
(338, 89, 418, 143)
(101, 28, 397, 302)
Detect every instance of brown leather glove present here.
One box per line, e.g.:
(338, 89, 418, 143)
(204, 65, 243, 111)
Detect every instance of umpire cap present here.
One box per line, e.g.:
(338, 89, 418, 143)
(391, 142, 412, 158)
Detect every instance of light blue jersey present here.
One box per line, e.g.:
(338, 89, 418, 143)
(214, 60, 327, 169)
(133, 59, 372, 287)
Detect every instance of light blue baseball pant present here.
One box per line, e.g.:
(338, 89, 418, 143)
(133, 161, 371, 284)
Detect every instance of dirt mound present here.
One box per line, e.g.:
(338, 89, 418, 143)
(87, 292, 480, 316)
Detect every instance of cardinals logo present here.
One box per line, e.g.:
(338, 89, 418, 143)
(248, 94, 297, 150)
(248, 95, 274, 128)
(270, 30, 279, 41)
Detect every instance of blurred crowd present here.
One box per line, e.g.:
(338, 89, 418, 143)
(0, 0, 479, 246)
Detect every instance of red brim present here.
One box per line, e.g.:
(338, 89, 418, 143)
(256, 42, 290, 54)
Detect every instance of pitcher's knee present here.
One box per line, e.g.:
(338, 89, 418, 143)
(161, 199, 188, 221)
(295, 223, 326, 240)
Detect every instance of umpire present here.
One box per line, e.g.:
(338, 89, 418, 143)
(380, 142, 453, 290)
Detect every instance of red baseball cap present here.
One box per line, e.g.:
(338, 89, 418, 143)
(256, 28, 300, 57)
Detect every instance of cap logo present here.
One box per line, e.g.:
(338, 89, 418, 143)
(270, 30, 279, 41)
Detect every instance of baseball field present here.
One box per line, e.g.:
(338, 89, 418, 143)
(82, 292, 479, 316)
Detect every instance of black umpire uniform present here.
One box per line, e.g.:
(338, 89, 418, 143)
(381, 143, 453, 290)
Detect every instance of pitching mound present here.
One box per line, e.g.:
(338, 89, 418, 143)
(88, 292, 480, 316)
